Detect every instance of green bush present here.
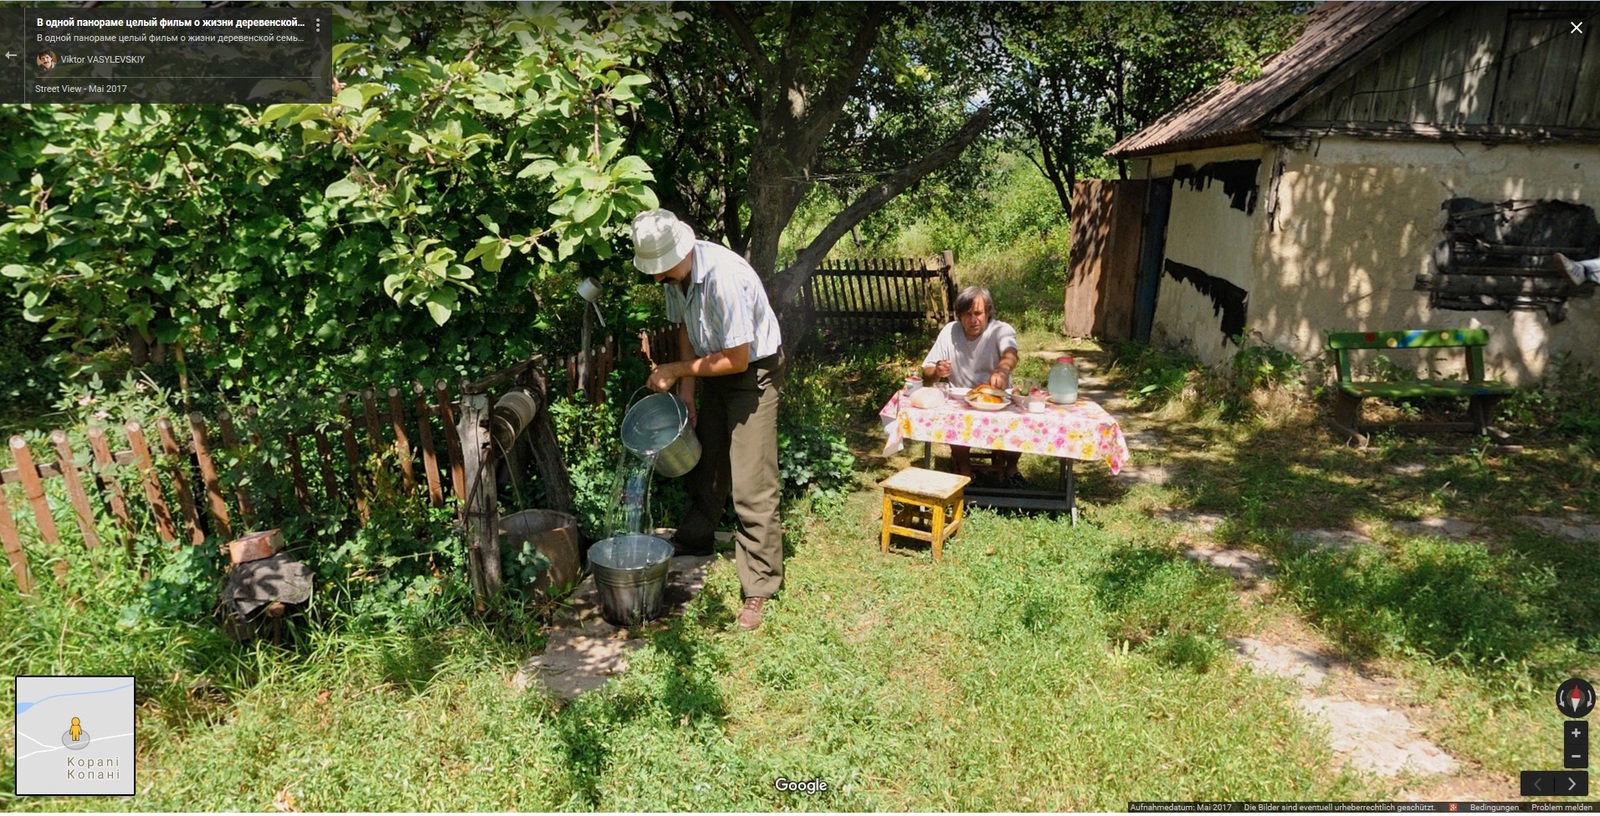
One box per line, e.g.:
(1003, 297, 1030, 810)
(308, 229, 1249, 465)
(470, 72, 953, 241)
(777, 355, 870, 505)
(1231, 338, 1304, 395)
(0, 291, 59, 414)
(1104, 339, 1204, 410)
(1501, 353, 1600, 442)
(545, 394, 628, 542)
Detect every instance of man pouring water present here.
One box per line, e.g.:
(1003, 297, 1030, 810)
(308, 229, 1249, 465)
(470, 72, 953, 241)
(632, 209, 786, 632)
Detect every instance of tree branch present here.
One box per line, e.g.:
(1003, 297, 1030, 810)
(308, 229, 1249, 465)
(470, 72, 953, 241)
(816, 5, 885, 114)
(716, 6, 774, 87)
(802, 6, 885, 150)
(770, 104, 993, 316)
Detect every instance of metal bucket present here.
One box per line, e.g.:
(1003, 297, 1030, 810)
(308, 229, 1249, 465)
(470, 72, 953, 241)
(499, 509, 580, 596)
(621, 392, 700, 477)
(587, 534, 673, 626)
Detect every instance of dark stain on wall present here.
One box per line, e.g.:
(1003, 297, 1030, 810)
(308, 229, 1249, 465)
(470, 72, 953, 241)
(1164, 259, 1249, 343)
(1172, 159, 1262, 215)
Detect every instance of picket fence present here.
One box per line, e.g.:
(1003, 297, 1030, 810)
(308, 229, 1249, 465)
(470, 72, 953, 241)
(0, 327, 682, 593)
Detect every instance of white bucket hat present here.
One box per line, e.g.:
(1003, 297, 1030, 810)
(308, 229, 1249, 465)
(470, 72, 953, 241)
(631, 209, 696, 276)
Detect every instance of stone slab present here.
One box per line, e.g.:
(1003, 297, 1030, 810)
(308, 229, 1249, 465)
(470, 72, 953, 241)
(1155, 510, 1226, 532)
(514, 554, 719, 699)
(1230, 637, 1329, 689)
(1299, 697, 1458, 777)
(1393, 517, 1480, 539)
(1185, 546, 1272, 583)
(1292, 529, 1372, 552)
(1123, 429, 1162, 451)
(1517, 514, 1600, 544)
(1119, 464, 1174, 486)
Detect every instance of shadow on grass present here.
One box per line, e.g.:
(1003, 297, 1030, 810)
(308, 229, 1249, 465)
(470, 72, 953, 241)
(1144, 406, 1600, 686)
(552, 593, 733, 808)
(1088, 546, 1241, 673)
(833, 336, 1600, 688)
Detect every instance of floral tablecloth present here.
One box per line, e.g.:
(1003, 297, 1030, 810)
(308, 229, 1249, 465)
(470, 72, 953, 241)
(878, 391, 1130, 475)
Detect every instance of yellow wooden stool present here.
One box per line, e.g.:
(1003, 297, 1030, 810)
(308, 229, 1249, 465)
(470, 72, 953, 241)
(879, 467, 971, 562)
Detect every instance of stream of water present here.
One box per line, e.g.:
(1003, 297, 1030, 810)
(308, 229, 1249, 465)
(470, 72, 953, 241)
(610, 448, 656, 537)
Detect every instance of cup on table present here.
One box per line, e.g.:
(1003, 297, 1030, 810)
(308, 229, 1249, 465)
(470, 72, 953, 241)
(904, 376, 922, 395)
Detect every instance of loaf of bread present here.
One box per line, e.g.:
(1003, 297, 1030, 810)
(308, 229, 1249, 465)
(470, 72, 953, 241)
(909, 387, 947, 409)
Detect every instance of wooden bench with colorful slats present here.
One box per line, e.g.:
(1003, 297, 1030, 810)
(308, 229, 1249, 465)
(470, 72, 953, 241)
(1324, 328, 1516, 447)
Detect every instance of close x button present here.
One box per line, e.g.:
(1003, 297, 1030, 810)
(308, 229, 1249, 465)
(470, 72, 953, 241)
(1521, 770, 1589, 796)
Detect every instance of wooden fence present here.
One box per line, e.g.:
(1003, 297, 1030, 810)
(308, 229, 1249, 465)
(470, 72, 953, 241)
(803, 251, 956, 335)
(0, 329, 684, 594)
(558, 326, 681, 403)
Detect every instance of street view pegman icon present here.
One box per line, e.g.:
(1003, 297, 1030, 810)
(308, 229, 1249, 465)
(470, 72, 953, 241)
(59, 713, 91, 750)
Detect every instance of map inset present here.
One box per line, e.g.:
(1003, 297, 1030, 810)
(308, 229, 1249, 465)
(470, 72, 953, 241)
(15, 676, 135, 796)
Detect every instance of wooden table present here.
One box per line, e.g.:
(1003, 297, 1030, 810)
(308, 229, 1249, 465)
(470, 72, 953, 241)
(879, 390, 1131, 523)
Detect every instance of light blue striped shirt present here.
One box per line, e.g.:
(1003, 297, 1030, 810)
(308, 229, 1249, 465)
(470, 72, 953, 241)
(664, 240, 783, 360)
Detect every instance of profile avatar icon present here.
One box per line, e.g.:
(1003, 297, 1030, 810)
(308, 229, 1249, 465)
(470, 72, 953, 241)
(37, 51, 57, 71)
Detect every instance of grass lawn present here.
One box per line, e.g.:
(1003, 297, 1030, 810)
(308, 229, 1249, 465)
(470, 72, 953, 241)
(5, 248, 1599, 809)
(4, 486, 1374, 811)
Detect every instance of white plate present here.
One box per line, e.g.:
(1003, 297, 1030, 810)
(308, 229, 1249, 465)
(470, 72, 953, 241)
(964, 392, 1012, 412)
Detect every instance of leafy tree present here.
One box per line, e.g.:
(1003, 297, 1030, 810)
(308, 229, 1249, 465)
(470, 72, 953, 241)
(0, 3, 677, 393)
(984, 2, 1308, 213)
(633, 3, 993, 339)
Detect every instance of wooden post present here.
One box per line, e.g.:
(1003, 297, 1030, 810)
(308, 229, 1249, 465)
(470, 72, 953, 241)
(457, 392, 499, 606)
(940, 250, 956, 321)
(156, 418, 205, 545)
(436, 380, 465, 503)
(361, 389, 383, 451)
(86, 425, 134, 547)
(579, 304, 593, 403)
(10, 436, 61, 546)
(524, 366, 573, 515)
(50, 431, 102, 551)
(216, 411, 255, 526)
(413, 382, 443, 507)
(388, 387, 416, 493)
(283, 432, 313, 516)
(126, 422, 177, 544)
(337, 396, 367, 521)
(0, 484, 33, 593)
(189, 413, 232, 540)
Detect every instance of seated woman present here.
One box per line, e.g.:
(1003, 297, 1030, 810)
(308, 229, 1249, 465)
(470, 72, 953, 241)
(920, 285, 1025, 485)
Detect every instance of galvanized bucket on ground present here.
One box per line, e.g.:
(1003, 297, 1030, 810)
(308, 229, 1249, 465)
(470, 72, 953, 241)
(587, 534, 673, 627)
(621, 392, 700, 477)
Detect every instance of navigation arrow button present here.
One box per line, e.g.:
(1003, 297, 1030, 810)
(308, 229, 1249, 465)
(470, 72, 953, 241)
(5, 52, 16, 60)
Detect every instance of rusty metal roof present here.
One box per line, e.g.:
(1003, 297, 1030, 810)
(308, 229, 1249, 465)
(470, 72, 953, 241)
(1106, 2, 1434, 158)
